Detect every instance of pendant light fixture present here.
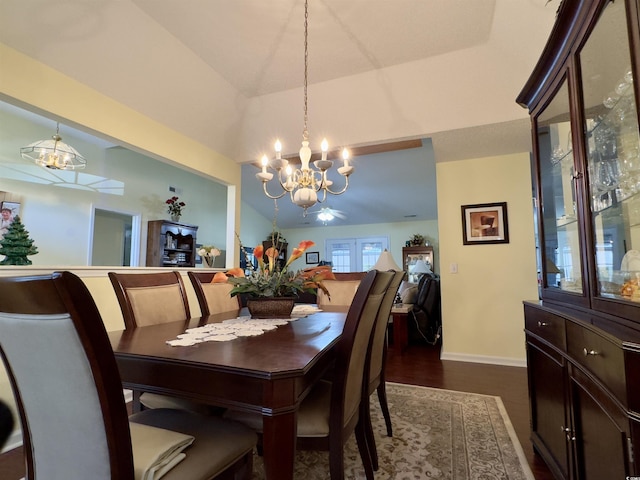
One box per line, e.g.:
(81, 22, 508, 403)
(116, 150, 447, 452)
(20, 122, 86, 170)
(256, 0, 354, 215)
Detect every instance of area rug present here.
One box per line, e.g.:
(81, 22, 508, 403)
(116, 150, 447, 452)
(251, 382, 535, 479)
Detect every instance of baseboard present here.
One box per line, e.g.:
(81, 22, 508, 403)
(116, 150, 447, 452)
(440, 351, 527, 368)
(1, 389, 134, 454)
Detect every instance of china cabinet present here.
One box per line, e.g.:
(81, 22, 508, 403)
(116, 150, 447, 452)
(146, 220, 198, 267)
(402, 246, 434, 283)
(517, 0, 640, 478)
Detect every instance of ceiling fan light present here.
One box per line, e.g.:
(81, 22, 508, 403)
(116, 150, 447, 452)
(318, 211, 334, 222)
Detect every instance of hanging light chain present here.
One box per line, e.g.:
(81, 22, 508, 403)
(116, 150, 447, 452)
(302, 0, 309, 142)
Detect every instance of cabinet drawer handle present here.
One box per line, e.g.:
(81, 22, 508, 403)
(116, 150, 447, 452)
(537, 321, 549, 327)
(583, 348, 599, 356)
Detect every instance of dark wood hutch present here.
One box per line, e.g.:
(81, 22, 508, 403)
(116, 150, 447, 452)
(517, 0, 640, 478)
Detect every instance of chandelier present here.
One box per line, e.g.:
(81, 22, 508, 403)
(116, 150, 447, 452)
(256, 0, 354, 214)
(20, 122, 86, 170)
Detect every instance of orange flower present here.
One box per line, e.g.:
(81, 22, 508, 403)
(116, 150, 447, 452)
(265, 247, 278, 272)
(211, 272, 229, 283)
(253, 244, 264, 268)
(226, 267, 245, 278)
(286, 240, 315, 266)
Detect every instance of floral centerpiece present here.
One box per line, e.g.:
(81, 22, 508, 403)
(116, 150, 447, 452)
(212, 239, 335, 318)
(166, 196, 186, 221)
(198, 245, 221, 268)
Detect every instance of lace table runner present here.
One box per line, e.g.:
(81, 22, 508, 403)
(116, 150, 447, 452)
(166, 304, 322, 346)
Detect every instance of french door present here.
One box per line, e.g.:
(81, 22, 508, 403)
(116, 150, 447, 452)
(325, 237, 389, 272)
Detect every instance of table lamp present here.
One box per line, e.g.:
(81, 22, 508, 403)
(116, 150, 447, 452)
(411, 259, 433, 276)
(372, 249, 402, 271)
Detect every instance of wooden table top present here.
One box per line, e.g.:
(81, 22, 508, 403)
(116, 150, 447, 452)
(108, 310, 347, 377)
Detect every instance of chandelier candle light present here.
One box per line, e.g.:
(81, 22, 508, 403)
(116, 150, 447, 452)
(256, 0, 354, 215)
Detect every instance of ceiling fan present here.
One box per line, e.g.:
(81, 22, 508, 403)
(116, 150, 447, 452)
(307, 206, 347, 223)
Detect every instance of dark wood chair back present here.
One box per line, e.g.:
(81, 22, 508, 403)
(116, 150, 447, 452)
(369, 270, 405, 389)
(334, 270, 393, 434)
(187, 271, 241, 317)
(0, 272, 134, 479)
(108, 271, 190, 329)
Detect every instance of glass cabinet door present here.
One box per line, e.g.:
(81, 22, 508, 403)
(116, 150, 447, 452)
(537, 80, 584, 295)
(579, 0, 640, 304)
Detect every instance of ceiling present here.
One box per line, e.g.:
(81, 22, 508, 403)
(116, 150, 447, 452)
(0, 0, 558, 229)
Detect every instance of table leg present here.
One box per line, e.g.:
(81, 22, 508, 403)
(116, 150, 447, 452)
(262, 411, 296, 480)
(392, 311, 409, 353)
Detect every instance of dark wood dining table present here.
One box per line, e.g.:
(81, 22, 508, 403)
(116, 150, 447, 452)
(108, 309, 346, 480)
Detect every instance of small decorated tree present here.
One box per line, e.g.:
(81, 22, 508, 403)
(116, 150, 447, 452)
(0, 216, 38, 265)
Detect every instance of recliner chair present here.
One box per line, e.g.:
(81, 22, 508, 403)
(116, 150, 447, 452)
(409, 273, 441, 344)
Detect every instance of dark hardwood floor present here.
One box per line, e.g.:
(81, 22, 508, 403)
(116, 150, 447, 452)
(0, 342, 554, 480)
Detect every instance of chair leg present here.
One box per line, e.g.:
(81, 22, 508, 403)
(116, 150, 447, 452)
(376, 382, 393, 437)
(131, 390, 144, 413)
(362, 399, 379, 471)
(355, 420, 375, 480)
(329, 440, 345, 480)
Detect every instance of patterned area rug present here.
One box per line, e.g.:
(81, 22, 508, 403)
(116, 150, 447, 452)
(252, 382, 535, 479)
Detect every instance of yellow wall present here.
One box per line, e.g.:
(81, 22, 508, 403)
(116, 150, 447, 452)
(436, 153, 539, 365)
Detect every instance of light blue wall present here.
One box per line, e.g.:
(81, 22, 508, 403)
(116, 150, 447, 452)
(0, 106, 228, 265)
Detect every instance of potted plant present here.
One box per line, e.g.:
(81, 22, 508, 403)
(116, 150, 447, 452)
(410, 234, 425, 246)
(166, 196, 185, 222)
(212, 240, 335, 318)
(197, 245, 221, 268)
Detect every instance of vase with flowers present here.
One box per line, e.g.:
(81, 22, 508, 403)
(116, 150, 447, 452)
(212, 239, 335, 318)
(166, 196, 186, 222)
(198, 245, 221, 268)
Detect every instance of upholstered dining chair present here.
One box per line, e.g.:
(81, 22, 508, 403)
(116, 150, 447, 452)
(316, 271, 367, 310)
(0, 271, 257, 480)
(187, 271, 241, 317)
(226, 269, 394, 480)
(361, 269, 405, 471)
(108, 271, 209, 414)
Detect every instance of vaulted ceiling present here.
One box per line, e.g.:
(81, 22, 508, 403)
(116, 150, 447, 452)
(0, 1, 558, 227)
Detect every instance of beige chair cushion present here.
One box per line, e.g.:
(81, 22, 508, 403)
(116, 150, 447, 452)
(316, 280, 361, 308)
(130, 409, 257, 480)
(129, 422, 194, 480)
(127, 284, 189, 326)
(201, 282, 239, 315)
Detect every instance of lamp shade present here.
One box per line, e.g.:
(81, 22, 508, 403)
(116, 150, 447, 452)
(372, 249, 402, 271)
(411, 259, 432, 275)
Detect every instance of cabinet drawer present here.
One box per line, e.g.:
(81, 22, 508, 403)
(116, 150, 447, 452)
(565, 320, 626, 403)
(524, 307, 566, 350)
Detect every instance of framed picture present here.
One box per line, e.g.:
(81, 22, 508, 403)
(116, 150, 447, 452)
(306, 251, 320, 264)
(1, 201, 20, 239)
(1, 201, 20, 219)
(461, 202, 509, 245)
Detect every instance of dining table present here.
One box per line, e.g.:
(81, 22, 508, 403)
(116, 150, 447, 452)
(108, 309, 347, 480)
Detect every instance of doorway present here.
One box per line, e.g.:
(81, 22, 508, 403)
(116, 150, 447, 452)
(90, 208, 141, 266)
